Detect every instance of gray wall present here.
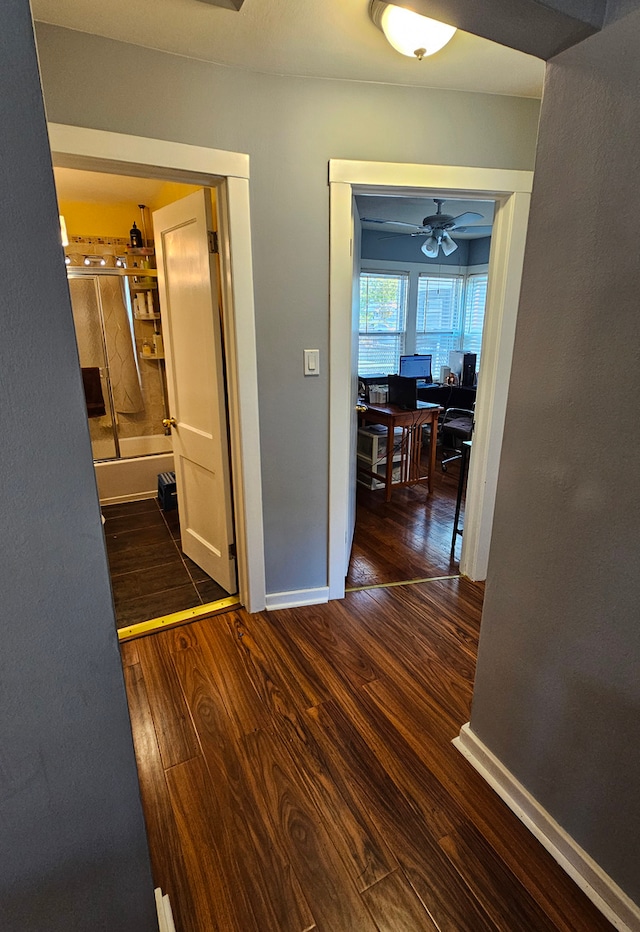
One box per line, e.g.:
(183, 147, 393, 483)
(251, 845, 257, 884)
(361, 228, 492, 266)
(470, 0, 640, 905)
(361, 227, 471, 265)
(0, 5, 157, 929)
(35, 23, 539, 595)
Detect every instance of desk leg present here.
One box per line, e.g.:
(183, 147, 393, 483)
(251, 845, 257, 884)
(428, 413, 438, 494)
(384, 424, 394, 502)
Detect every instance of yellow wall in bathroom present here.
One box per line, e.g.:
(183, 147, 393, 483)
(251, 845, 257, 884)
(59, 182, 206, 240)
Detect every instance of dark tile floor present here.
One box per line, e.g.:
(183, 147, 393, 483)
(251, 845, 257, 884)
(102, 498, 232, 628)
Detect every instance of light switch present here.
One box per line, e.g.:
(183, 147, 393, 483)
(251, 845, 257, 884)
(304, 349, 320, 376)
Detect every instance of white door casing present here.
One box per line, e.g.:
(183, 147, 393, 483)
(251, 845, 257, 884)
(48, 124, 266, 612)
(345, 197, 362, 572)
(329, 160, 533, 600)
(153, 189, 236, 593)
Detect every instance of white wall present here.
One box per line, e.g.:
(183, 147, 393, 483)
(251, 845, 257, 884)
(35, 23, 540, 595)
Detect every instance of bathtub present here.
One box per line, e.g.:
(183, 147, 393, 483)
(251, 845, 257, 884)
(94, 434, 174, 505)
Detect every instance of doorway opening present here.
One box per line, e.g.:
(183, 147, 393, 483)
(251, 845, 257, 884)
(55, 167, 238, 631)
(328, 160, 533, 602)
(48, 123, 266, 625)
(348, 192, 495, 590)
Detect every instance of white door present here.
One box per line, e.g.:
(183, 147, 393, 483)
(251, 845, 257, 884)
(345, 197, 362, 573)
(153, 189, 236, 594)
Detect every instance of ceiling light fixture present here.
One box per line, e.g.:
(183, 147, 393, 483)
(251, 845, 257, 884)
(370, 1, 456, 61)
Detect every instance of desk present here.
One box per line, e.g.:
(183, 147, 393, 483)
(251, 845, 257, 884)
(359, 402, 441, 502)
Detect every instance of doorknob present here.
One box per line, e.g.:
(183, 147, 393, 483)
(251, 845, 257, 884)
(355, 404, 367, 413)
(162, 417, 177, 430)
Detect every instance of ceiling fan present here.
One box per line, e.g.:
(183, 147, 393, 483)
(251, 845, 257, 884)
(362, 198, 486, 258)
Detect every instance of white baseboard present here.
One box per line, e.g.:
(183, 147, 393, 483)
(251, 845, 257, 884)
(99, 490, 157, 506)
(453, 723, 640, 932)
(265, 586, 330, 611)
(154, 887, 176, 932)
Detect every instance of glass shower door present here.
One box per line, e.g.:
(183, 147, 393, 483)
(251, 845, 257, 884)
(68, 273, 119, 460)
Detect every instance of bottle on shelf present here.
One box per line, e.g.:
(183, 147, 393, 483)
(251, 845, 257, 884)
(153, 331, 164, 357)
(141, 338, 153, 357)
(129, 222, 143, 248)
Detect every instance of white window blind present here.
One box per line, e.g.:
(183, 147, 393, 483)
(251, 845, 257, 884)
(358, 272, 408, 375)
(463, 273, 488, 365)
(415, 274, 464, 373)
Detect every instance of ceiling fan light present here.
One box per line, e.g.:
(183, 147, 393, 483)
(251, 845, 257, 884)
(440, 231, 458, 256)
(373, 2, 456, 60)
(421, 235, 439, 258)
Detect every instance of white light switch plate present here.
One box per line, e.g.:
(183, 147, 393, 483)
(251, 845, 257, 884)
(304, 349, 320, 376)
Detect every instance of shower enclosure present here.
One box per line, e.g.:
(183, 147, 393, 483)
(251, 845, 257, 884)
(68, 267, 173, 500)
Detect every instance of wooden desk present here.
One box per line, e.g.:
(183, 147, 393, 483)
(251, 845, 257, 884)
(359, 402, 441, 502)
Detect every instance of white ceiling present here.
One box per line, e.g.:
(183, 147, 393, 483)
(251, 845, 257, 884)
(32, 0, 544, 98)
(54, 168, 174, 206)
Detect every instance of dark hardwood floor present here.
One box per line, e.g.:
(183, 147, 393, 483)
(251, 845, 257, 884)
(121, 577, 613, 930)
(346, 447, 464, 589)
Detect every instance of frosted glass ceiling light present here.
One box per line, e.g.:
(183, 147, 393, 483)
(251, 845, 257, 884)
(440, 231, 458, 256)
(370, 1, 456, 61)
(421, 235, 439, 258)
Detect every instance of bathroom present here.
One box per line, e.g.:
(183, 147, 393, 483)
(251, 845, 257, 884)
(56, 167, 236, 628)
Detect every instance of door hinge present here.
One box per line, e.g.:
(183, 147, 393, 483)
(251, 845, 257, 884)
(208, 230, 219, 254)
(229, 542, 236, 560)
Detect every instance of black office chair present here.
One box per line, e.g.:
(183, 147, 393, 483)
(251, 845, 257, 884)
(440, 407, 474, 472)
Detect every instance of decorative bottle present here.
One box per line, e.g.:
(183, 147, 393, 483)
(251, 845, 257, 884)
(129, 222, 143, 248)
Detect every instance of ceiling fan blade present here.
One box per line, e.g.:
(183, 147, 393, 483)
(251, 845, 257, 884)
(361, 217, 423, 230)
(453, 225, 493, 236)
(452, 211, 485, 225)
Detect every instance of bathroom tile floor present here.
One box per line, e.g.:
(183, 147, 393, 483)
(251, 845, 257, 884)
(102, 498, 232, 628)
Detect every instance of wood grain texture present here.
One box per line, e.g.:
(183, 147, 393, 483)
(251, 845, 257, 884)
(122, 574, 614, 931)
(361, 870, 440, 931)
(346, 452, 463, 588)
(134, 631, 200, 768)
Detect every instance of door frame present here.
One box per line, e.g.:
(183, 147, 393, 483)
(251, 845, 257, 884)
(328, 160, 533, 601)
(49, 123, 266, 613)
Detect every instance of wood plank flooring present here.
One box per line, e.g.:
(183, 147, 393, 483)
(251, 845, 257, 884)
(121, 578, 613, 931)
(346, 449, 464, 589)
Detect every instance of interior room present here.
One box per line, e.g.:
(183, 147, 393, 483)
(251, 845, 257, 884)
(348, 193, 494, 588)
(55, 168, 236, 628)
(5, 0, 640, 930)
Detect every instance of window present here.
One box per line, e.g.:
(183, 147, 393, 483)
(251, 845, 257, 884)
(359, 272, 408, 375)
(415, 274, 464, 374)
(358, 268, 488, 377)
(463, 273, 488, 366)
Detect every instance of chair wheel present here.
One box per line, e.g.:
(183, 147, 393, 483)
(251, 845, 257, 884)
(441, 464, 447, 473)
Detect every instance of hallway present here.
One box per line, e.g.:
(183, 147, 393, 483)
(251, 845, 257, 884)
(121, 579, 612, 931)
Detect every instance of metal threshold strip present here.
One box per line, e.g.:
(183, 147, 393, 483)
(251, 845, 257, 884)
(346, 573, 461, 593)
(117, 595, 241, 642)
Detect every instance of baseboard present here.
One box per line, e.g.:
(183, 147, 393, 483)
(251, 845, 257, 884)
(99, 490, 157, 506)
(453, 723, 640, 932)
(265, 586, 330, 610)
(154, 887, 176, 932)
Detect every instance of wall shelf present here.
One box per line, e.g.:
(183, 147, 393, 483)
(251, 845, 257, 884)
(126, 246, 155, 257)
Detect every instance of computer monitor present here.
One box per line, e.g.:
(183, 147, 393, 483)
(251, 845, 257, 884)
(399, 354, 433, 382)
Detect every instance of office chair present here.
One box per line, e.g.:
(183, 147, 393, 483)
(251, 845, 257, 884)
(440, 407, 474, 472)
